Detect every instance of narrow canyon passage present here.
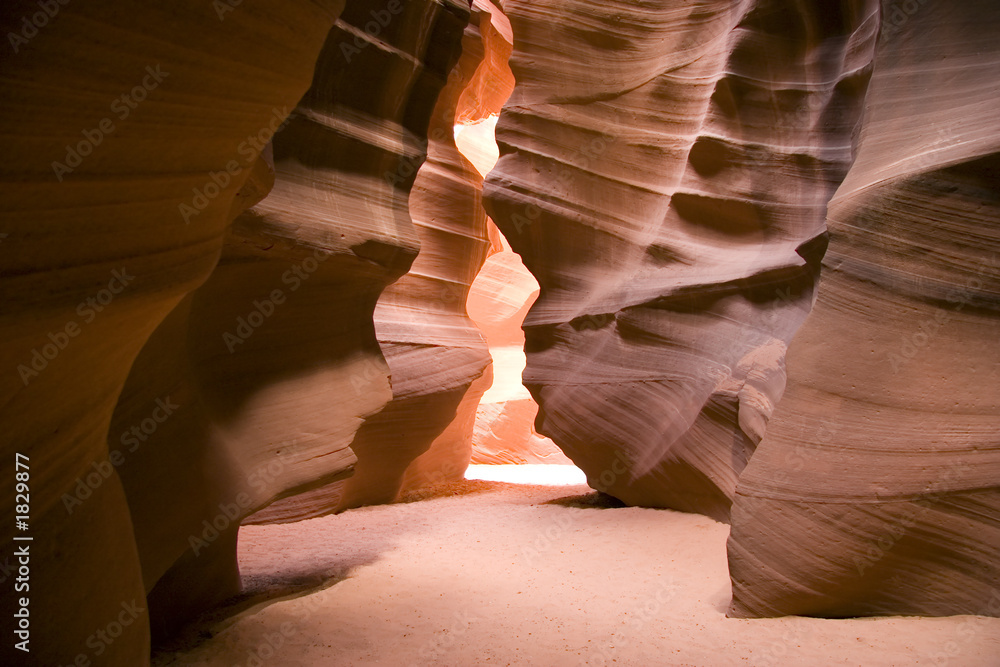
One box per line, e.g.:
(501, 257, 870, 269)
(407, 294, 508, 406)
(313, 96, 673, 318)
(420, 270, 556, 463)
(154, 475, 1000, 667)
(3, 0, 999, 664)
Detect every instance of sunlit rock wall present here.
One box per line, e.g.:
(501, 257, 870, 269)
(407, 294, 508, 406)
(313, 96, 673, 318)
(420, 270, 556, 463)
(728, 0, 1000, 618)
(484, 0, 880, 521)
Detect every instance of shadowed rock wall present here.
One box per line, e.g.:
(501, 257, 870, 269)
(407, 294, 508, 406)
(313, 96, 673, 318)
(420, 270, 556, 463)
(112, 0, 477, 636)
(0, 2, 346, 664)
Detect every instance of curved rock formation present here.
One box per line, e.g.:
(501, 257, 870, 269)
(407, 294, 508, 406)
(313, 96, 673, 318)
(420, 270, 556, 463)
(112, 0, 481, 634)
(0, 2, 347, 664)
(249, 0, 502, 523)
(484, 0, 880, 520)
(728, 0, 1000, 618)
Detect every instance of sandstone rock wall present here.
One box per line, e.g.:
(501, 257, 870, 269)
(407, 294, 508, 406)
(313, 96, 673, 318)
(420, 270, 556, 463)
(484, 0, 881, 520)
(114, 0, 477, 634)
(0, 2, 347, 664)
(728, 0, 1000, 618)
(249, 0, 503, 523)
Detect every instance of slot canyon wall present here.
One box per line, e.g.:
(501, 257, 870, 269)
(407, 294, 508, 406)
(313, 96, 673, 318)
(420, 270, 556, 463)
(484, 0, 882, 521)
(2, 1, 998, 665)
(484, 0, 999, 619)
(113, 0, 474, 637)
(0, 0, 480, 663)
(249, 0, 512, 523)
(1, 2, 348, 664)
(727, 0, 1000, 618)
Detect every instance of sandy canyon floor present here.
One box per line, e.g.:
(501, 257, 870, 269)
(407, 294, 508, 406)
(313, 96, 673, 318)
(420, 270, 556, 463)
(153, 467, 1000, 666)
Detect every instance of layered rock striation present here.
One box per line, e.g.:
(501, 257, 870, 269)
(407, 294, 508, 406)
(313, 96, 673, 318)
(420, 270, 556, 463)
(113, 0, 478, 634)
(0, 2, 349, 663)
(484, 0, 880, 520)
(250, 0, 505, 522)
(728, 0, 1000, 618)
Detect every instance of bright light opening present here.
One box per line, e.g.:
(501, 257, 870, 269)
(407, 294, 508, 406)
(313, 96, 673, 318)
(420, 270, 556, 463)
(464, 464, 588, 486)
(455, 109, 584, 485)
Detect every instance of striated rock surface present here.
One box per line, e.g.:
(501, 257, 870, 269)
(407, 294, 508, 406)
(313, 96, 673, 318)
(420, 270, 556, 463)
(250, 0, 502, 523)
(111, 0, 479, 633)
(728, 0, 1000, 618)
(484, 0, 880, 520)
(0, 2, 346, 664)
